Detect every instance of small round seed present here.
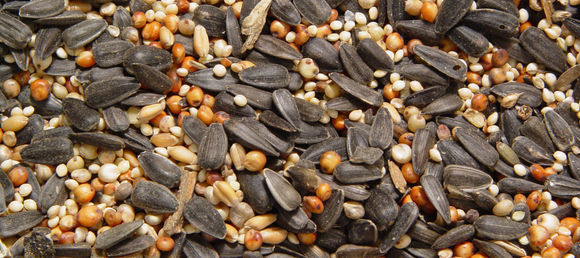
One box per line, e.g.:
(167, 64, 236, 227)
(316, 183, 332, 202)
(303, 196, 324, 214)
(492, 199, 514, 216)
(243, 150, 266, 172)
(320, 151, 341, 174)
(233, 95, 247, 106)
(213, 64, 227, 77)
(244, 229, 263, 251)
(77, 205, 103, 227)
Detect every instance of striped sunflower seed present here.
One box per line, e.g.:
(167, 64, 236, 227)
(94, 220, 144, 250)
(131, 180, 178, 213)
(474, 215, 529, 240)
(62, 19, 108, 50)
(311, 189, 345, 232)
(184, 195, 228, 239)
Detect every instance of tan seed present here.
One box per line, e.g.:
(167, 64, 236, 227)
(150, 133, 179, 147)
(492, 199, 514, 216)
(193, 25, 209, 58)
(137, 103, 165, 122)
(2, 115, 28, 132)
(167, 146, 197, 164)
(260, 227, 287, 245)
(244, 214, 277, 231)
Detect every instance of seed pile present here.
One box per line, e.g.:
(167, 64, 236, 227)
(2, 0, 580, 256)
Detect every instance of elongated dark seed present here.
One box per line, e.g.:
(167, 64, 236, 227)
(138, 151, 182, 188)
(226, 84, 273, 110)
(312, 189, 345, 232)
(497, 177, 545, 194)
(463, 9, 520, 38)
(474, 215, 529, 240)
(340, 43, 374, 85)
(379, 202, 419, 253)
(302, 38, 343, 72)
(84, 77, 141, 109)
(224, 118, 279, 156)
(69, 132, 125, 151)
(544, 109, 576, 152)
(472, 239, 512, 258)
(123, 45, 173, 74)
(447, 25, 489, 58)
(434, 0, 473, 34)
(106, 236, 156, 257)
(0, 13, 33, 49)
(329, 72, 382, 107)
(294, 0, 331, 26)
(34, 27, 62, 60)
(414, 45, 467, 81)
(95, 220, 144, 250)
(272, 88, 301, 131)
(368, 107, 393, 150)
(443, 165, 493, 193)
(0, 210, 45, 237)
(546, 175, 580, 199)
(21, 137, 74, 166)
(54, 243, 92, 258)
(254, 35, 303, 60)
(454, 127, 499, 166)
(431, 224, 475, 249)
(334, 161, 384, 184)
(131, 180, 178, 213)
(264, 168, 302, 211)
(62, 98, 100, 132)
(131, 63, 173, 94)
(421, 175, 451, 224)
(184, 195, 227, 239)
(62, 19, 107, 50)
(520, 26, 568, 73)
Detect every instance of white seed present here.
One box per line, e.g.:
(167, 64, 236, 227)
(555, 90, 566, 102)
(409, 81, 423, 92)
(392, 144, 412, 163)
(429, 149, 442, 162)
(8, 201, 23, 213)
(552, 162, 564, 172)
(390, 73, 401, 83)
(469, 63, 483, 73)
(349, 109, 363, 121)
(488, 184, 499, 196)
(394, 49, 404, 62)
(330, 20, 343, 30)
(98, 164, 120, 182)
(537, 213, 560, 234)
(514, 164, 527, 176)
(573, 197, 580, 209)
(538, 19, 549, 30)
(23, 199, 37, 211)
(554, 151, 567, 163)
(234, 95, 247, 106)
(392, 80, 405, 91)
(213, 64, 227, 77)
(458, 88, 474, 100)
(492, 199, 514, 216)
(526, 63, 538, 74)
(519, 8, 529, 23)
(543, 88, 556, 104)
(544, 28, 559, 39)
(568, 52, 577, 66)
(354, 12, 367, 24)
(47, 216, 59, 228)
(394, 234, 411, 249)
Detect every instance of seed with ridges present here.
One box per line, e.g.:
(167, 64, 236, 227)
(131, 180, 178, 214)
